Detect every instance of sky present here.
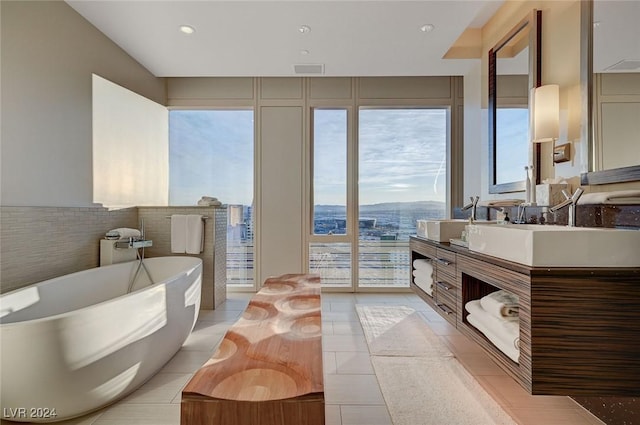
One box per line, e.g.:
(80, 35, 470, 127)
(169, 108, 447, 206)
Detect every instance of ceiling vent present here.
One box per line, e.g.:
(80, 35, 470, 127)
(293, 64, 325, 75)
(605, 59, 640, 71)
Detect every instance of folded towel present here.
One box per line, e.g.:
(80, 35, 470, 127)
(186, 214, 204, 254)
(108, 228, 141, 239)
(480, 290, 519, 318)
(577, 190, 640, 205)
(412, 259, 433, 271)
(171, 215, 187, 253)
(465, 300, 519, 356)
(412, 269, 432, 280)
(413, 276, 433, 296)
(467, 313, 520, 363)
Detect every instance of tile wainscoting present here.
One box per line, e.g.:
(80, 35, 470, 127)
(0, 206, 227, 309)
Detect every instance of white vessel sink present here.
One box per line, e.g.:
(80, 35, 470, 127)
(417, 219, 494, 242)
(467, 224, 640, 267)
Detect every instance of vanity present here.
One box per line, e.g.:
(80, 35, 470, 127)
(410, 233, 640, 396)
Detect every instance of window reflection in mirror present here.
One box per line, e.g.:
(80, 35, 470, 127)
(488, 10, 541, 194)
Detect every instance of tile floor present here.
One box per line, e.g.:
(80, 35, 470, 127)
(2, 292, 606, 425)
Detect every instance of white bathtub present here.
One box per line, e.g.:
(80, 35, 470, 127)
(0, 256, 202, 423)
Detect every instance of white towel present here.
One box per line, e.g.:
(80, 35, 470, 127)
(412, 268, 432, 280)
(480, 290, 519, 318)
(412, 259, 432, 271)
(171, 215, 187, 253)
(465, 300, 519, 358)
(186, 215, 204, 254)
(109, 228, 141, 239)
(413, 276, 433, 296)
(467, 314, 520, 363)
(577, 190, 640, 205)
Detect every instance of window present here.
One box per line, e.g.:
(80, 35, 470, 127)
(169, 110, 254, 286)
(309, 107, 448, 289)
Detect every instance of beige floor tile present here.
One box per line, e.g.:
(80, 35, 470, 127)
(324, 375, 385, 405)
(331, 321, 364, 335)
(335, 352, 374, 374)
(322, 334, 369, 352)
(191, 319, 233, 334)
(92, 404, 179, 424)
(159, 350, 212, 374)
(330, 302, 358, 312)
(325, 404, 342, 425)
(322, 321, 335, 334)
(507, 407, 598, 425)
(323, 351, 338, 375)
(455, 352, 507, 376)
(180, 328, 225, 351)
(322, 311, 360, 322)
(341, 405, 392, 425)
(121, 373, 192, 404)
(422, 319, 459, 336)
(196, 309, 242, 322)
(442, 334, 486, 355)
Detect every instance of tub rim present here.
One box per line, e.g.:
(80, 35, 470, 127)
(0, 256, 203, 327)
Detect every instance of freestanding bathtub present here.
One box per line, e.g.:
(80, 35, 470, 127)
(0, 256, 202, 423)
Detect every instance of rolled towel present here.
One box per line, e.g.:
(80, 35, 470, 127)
(480, 290, 519, 318)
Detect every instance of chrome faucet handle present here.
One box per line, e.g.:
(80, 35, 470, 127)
(571, 187, 584, 202)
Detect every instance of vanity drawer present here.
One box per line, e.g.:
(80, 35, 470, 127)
(435, 287, 457, 323)
(410, 238, 437, 258)
(434, 248, 456, 276)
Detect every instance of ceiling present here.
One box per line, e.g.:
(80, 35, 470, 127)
(66, 0, 504, 78)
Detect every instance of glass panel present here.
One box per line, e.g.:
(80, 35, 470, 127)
(358, 108, 447, 288)
(309, 242, 352, 287)
(496, 108, 529, 184)
(313, 109, 348, 235)
(169, 110, 254, 286)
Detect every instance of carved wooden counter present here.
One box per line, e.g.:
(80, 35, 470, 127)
(181, 274, 324, 425)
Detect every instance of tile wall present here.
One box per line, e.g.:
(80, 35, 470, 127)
(0, 206, 227, 309)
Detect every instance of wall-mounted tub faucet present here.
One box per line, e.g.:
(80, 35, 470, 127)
(461, 196, 480, 222)
(549, 187, 584, 227)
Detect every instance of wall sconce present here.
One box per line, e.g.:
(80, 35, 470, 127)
(533, 84, 559, 144)
(532, 84, 570, 166)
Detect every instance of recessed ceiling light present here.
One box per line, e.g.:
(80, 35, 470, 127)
(298, 25, 311, 34)
(179, 25, 195, 34)
(300, 50, 310, 55)
(420, 24, 435, 33)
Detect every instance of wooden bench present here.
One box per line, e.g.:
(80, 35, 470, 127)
(181, 274, 324, 425)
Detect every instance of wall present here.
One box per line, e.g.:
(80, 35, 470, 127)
(0, 1, 166, 207)
(137, 207, 227, 309)
(0, 206, 138, 293)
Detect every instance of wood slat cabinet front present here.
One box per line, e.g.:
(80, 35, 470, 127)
(409, 238, 458, 327)
(409, 235, 640, 397)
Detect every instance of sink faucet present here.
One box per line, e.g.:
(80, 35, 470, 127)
(548, 187, 584, 227)
(461, 196, 480, 222)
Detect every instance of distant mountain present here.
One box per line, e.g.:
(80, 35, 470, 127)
(314, 200, 445, 215)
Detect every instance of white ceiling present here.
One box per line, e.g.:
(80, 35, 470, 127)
(66, 0, 504, 77)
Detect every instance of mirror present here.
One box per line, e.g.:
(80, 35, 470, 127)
(488, 10, 541, 194)
(581, 0, 640, 185)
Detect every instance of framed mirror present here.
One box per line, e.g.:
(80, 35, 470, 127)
(488, 10, 542, 194)
(580, 0, 640, 185)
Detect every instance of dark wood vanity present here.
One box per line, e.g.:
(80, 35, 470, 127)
(410, 235, 640, 396)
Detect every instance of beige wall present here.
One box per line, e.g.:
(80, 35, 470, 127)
(0, 1, 166, 207)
